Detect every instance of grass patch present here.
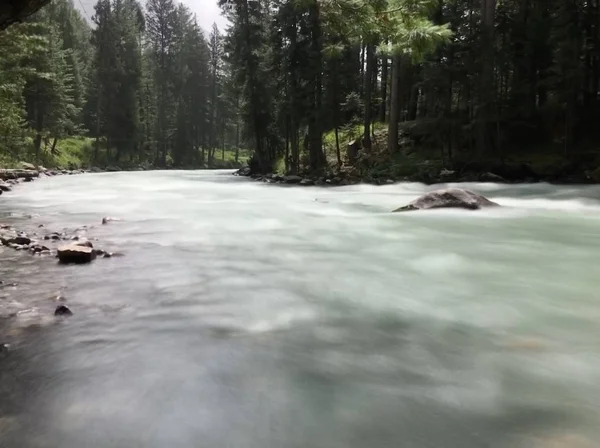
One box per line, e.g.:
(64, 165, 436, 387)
(323, 121, 388, 162)
(42, 136, 94, 169)
(0, 136, 93, 169)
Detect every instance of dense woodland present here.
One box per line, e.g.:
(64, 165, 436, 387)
(0, 0, 238, 169)
(222, 0, 600, 179)
(1, 0, 600, 179)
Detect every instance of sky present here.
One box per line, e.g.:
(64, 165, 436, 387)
(77, 0, 229, 33)
(180, 0, 229, 32)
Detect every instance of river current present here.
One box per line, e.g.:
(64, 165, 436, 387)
(1, 171, 600, 447)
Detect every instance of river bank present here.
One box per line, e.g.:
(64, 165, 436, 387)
(235, 159, 600, 186)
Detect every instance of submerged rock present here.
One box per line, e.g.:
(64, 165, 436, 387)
(393, 188, 499, 212)
(54, 305, 73, 316)
(101, 217, 121, 225)
(299, 178, 314, 186)
(57, 244, 97, 264)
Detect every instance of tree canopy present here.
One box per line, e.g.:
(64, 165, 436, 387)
(1, 0, 600, 178)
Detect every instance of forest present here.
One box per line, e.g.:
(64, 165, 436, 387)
(0, 0, 240, 170)
(1, 0, 600, 182)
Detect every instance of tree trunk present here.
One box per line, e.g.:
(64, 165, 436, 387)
(380, 53, 388, 122)
(387, 54, 402, 153)
(235, 119, 240, 163)
(331, 57, 341, 168)
(477, 0, 496, 157)
(51, 137, 58, 154)
(307, 0, 325, 171)
(335, 127, 341, 168)
(363, 44, 374, 151)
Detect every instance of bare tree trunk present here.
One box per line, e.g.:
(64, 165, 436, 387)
(363, 44, 374, 151)
(477, 0, 496, 157)
(307, 0, 325, 171)
(51, 137, 58, 154)
(235, 119, 240, 163)
(387, 54, 402, 153)
(335, 127, 341, 168)
(379, 53, 388, 123)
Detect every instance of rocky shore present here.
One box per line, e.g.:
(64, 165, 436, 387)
(0, 164, 121, 331)
(234, 160, 600, 186)
(0, 163, 86, 193)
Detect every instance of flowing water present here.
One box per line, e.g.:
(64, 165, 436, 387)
(1, 171, 600, 447)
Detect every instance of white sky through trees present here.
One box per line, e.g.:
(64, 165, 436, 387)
(76, 0, 228, 32)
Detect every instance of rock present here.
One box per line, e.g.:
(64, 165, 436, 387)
(75, 240, 93, 248)
(386, 179, 395, 184)
(57, 244, 97, 264)
(106, 166, 121, 172)
(20, 162, 36, 171)
(236, 166, 251, 176)
(10, 236, 31, 245)
(283, 175, 302, 184)
(439, 169, 457, 182)
(93, 248, 105, 257)
(479, 172, 506, 183)
(393, 188, 500, 212)
(54, 305, 73, 316)
(0, 182, 11, 192)
(103, 251, 124, 258)
(0, 169, 37, 180)
(90, 166, 103, 173)
(299, 178, 314, 186)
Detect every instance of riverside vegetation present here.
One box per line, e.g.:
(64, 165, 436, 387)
(0, 0, 247, 171)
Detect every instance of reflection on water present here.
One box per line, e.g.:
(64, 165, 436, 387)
(1, 172, 600, 447)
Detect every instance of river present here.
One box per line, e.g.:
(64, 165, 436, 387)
(0, 171, 600, 447)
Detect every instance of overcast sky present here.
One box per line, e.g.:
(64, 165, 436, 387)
(181, 0, 228, 32)
(77, 0, 229, 33)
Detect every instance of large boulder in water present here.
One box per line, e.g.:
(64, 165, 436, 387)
(393, 188, 499, 212)
(57, 243, 97, 264)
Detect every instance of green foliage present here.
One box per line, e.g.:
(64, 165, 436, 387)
(4, 0, 599, 178)
(0, 0, 238, 169)
(38, 136, 95, 168)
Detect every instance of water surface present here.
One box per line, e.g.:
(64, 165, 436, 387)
(1, 171, 600, 447)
